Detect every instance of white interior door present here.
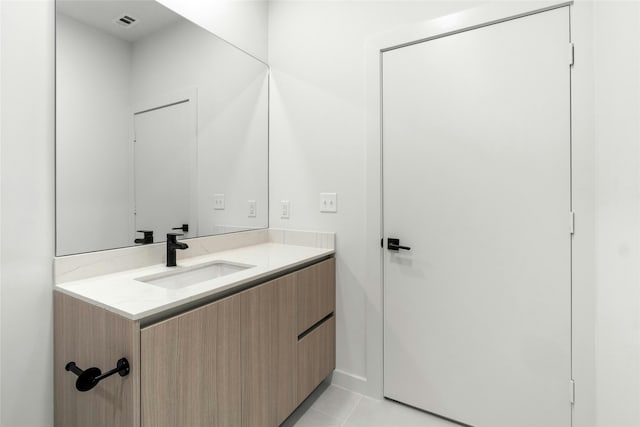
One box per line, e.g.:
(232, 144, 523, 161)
(134, 100, 197, 243)
(383, 7, 571, 427)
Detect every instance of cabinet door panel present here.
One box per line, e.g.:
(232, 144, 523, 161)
(242, 274, 297, 427)
(297, 258, 336, 334)
(275, 275, 298, 424)
(141, 294, 241, 427)
(297, 316, 336, 405)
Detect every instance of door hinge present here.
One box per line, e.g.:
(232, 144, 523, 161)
(569, 211, 575, 235)
(569, 43, 575, 66)
(570, 379, 576, 404)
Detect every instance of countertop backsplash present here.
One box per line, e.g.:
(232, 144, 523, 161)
(54, 228, 335, 284)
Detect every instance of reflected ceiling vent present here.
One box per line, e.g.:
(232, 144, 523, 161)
(113, 13, 139, 29)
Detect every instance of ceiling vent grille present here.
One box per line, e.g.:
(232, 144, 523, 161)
(113, 14, 139, 29)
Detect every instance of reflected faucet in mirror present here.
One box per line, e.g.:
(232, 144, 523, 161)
(134, 230, 154, 245)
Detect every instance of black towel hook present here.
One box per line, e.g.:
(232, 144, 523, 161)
(65, 358, 130, 392)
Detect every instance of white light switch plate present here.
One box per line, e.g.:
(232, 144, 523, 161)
(280, 200, 290, 219)
(320, 193, 337, 213)
(213, 194, 225, 210)
(248, 200, 256, 217)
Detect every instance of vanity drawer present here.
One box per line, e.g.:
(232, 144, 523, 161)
(297, 258, 336, 335)
(297, 315, 336, 405)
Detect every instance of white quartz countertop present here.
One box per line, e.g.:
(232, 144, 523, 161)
(54, 243, 334, 321)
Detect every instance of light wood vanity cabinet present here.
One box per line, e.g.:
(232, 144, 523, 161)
(54, 293, 140, 427)
(54, 257, 335, 427)
(295, 258, 336, 405)
(241, 273, 297, 427)
(140, 293, 242, 427)
(297, 258, 336, 334)
(297, 315, 336, 405)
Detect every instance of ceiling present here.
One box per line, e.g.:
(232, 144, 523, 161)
(56, 0, 183, 42)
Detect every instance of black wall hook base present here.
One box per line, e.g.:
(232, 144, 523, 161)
(65, 358, 130, 392)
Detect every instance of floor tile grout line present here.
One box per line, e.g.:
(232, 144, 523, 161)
(308, 386, 363, 425)
(308, 407, 341, 421)
(328, 382, 363, 395)
(305, 407, 344, 426)
(299, 384, 462, 427)
(309, 387, 359, 411)
(341, 393, 364, 426)
(311, 405, 353, 424)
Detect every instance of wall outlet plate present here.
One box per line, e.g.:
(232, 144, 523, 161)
(213, 194, 225, 210)
(320, 193, 337, 213)
(280, 200, 290, 219)
(248, 200, 257, 217)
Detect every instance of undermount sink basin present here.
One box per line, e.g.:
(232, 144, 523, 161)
(136, 261, 253, 290)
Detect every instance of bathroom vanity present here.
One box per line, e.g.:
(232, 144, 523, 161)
(53, 232, 335, 427)
(52, 1, 332, 424)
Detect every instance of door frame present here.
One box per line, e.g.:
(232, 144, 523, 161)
(358, 2, 596, 425)
(129, 87, 199, 241)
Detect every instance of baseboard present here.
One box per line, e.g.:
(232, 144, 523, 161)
(330, 369, 375, 397)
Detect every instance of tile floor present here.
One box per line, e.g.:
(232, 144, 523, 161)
(282, 382, 462, 427)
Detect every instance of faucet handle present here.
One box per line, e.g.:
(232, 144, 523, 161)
(167, 232, 184, 243)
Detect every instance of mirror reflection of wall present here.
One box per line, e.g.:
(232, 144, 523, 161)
(55, 0, 269, 256)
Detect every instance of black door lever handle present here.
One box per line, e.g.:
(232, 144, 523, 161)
(387, 238, 411, 251)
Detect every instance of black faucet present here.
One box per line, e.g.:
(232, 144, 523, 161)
(166, 233, 189, 267)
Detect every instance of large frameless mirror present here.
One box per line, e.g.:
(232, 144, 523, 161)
(55, 0, 269, 256)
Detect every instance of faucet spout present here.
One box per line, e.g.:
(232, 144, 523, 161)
(166, 233, 189, 267)
(174, 242, 189, 250)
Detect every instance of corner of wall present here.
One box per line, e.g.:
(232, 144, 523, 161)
(155, 0, 269, 63)
(591, 1, 640, 426)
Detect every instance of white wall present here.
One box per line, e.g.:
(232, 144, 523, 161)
(0, 1, 55, 427)
(269, 3, 640, 427)
(56, 12, 132, 255)
(156, 0, 268, 62)
(593, 2, 640, 426)
(0, 0, 266, 425)
(268, 0, 482, 395)
(131, 19, 269, 237)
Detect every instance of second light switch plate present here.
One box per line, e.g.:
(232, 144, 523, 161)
(213, 194, 225, 210)
(320, 193, 337, 213)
